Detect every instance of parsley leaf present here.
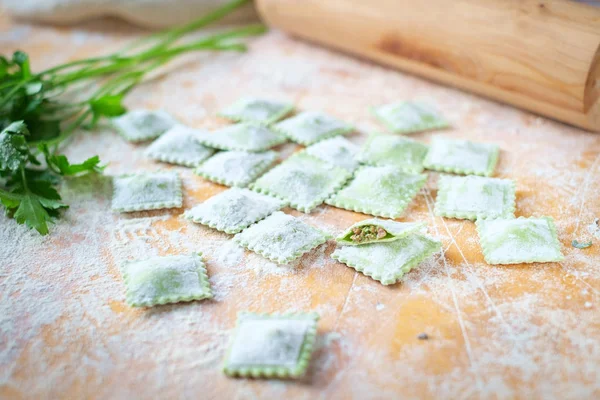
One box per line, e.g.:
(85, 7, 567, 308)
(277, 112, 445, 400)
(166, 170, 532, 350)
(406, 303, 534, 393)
(572, 240, 592, 249)
(14, 195, 52, 235)
(0, 121, 30, 171)
(40, 144, 105, 176)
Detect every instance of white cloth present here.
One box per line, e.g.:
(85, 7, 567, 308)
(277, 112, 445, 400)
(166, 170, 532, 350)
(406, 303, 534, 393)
(3, 0, 258, 28)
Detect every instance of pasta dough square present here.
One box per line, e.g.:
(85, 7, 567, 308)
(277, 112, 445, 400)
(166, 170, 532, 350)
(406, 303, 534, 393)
(195, 150, 277, 188)
(326, 166, 427, 218)
(145, 125, 214, 167)
(423, 137, 499, 177)
(184, 188, 285, 234)
(332, 233, 441, 285)
(112, 109, 178, 142)
(219, 97, 294, 125)
(195, 123, 287, 152)
(476, 217, 564, 265)
(371, 101, 448, 134)
(274, 111, 353, 146)
(223, 312, 319, 379)
(304, 136, 360, 172)
(122, 253, 213, 307)
(336, 218, 426, 246)
(435, 175, 516, 220)
(251, 152, 352, 213)
(233, 211, 330, 264)
(112, 171, 182, 212)
(357, 134, 429, 172)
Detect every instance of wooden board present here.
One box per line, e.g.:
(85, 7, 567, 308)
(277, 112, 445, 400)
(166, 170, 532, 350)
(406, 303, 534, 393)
(1, 17, 599, 400)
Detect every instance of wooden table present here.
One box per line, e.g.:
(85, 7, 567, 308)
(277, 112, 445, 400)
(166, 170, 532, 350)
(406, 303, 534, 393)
(1, 16, 599, 400)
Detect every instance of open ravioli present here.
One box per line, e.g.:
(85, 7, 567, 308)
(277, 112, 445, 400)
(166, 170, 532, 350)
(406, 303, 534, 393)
(336, 218, 426, 245)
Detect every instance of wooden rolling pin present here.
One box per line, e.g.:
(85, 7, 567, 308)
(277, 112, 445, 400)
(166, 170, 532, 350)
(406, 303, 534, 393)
(256, 0, 600, 132)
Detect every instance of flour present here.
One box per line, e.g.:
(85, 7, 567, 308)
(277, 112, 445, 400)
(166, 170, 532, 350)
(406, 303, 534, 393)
(2, 24, 600, 399)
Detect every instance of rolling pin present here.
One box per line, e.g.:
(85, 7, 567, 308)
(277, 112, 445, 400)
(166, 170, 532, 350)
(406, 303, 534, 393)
(256, 0, 600, 132)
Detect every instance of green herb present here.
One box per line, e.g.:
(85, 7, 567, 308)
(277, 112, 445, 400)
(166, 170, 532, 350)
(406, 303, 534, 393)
(0, 0, 264, 235)
(571, 240, 592, 249)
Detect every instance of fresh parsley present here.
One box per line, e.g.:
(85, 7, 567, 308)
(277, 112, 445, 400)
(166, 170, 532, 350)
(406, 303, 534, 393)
(0, 0, 264, 235)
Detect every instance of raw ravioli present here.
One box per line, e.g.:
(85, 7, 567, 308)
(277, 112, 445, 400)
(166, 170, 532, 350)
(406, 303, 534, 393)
(112, 171, 182, 212)
(195, 150, 277, 188)
(371, 101, 448, 134)
(122, 253, 212, 307)
(423, 137, 499, 177)
(219, 97, 293, 125)
(274, 111, 353, 145)
(304, 136, 359, 172)
(357, 134, 429, 172)
(145, 125, 214, 167)
(476, 217, 564, 265)
(195, 123, 287, 152)
(251, 152, 352, 213)
(184, 188, 285, 234)
(326, 166, 427, 218)
(223, 312, 319, 379)
(112, 109, 178, 142)
(435, 175, 516, 220)
(332, 233, 441, 285)
(233, 211, 330, 264)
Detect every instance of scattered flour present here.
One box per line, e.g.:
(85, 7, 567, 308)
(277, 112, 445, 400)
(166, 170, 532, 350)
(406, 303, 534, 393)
(1, 25, 599, 400)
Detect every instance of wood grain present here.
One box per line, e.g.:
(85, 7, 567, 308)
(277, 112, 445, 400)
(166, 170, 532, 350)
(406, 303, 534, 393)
(256, 0, 600, 131)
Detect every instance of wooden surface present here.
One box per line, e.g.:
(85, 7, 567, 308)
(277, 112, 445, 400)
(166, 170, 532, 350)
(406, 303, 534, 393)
(257, 0, 600, 132)
(1, 17, 600, 400)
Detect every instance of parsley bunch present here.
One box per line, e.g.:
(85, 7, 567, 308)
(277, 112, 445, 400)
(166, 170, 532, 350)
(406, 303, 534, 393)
(0, 0, 263, 235)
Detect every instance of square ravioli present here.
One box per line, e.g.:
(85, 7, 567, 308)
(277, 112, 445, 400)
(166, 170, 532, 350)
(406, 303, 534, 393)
(273, 111, 353, 146)
(112, 171, 182, 212)
(435, 175, 516, 220)
(219, 97, 294, 125)
(476, 217, 564, 265)
(357, 134, 429, 172)
(371, 101, 448, 134)
(332, 233, 441, 285)
(145, 125, 214, 167)
(423, 137, 499, 177)
(184, 188, 285, 234)
(326, 166, 427, 218)
(223, 312, 319, 379)
(195, 123, 287, 152)
(336, 218, 426, 246)
(112, 109, 178, 142)
(195, 150, 277, 188)
(251, 152, 352, 213)
(233, 211, 330, 264)
(122, 253, 213, 307)
(304, 136, 360, 172)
